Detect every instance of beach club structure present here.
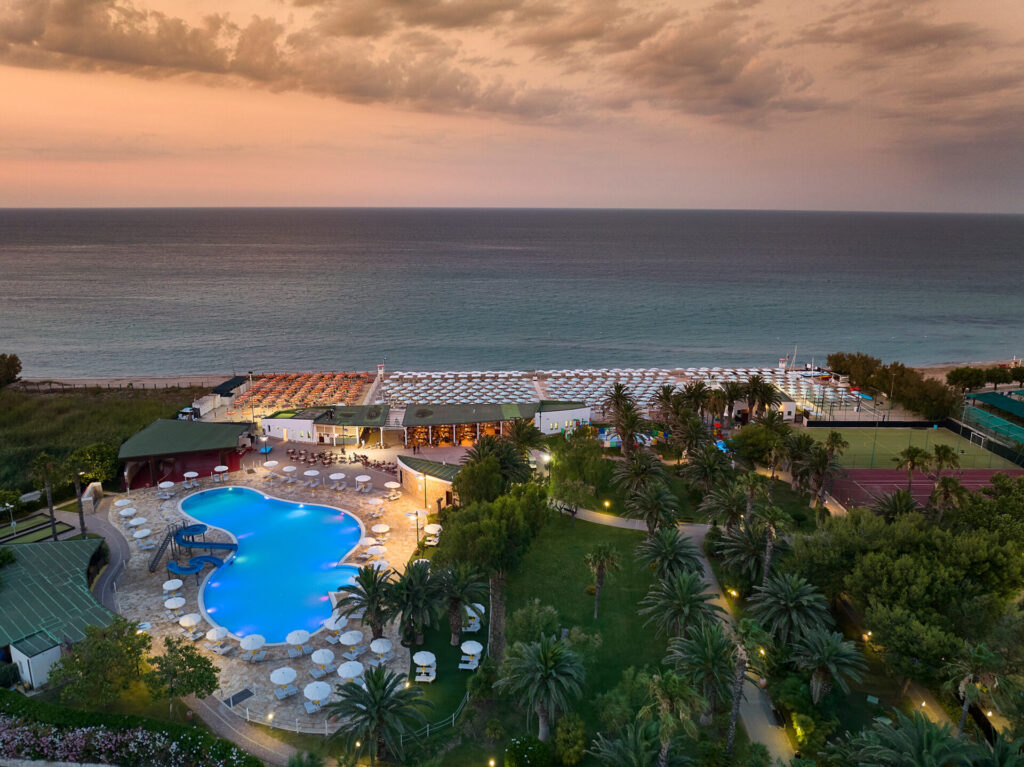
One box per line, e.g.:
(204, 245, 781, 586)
(118, 419, 253, 488)
(0, 539, 114, 688)
(395, 455, 461, 510)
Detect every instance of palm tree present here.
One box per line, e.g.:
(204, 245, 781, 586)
(639, 670, 704, 767)
(438, 564, 488, 647)
(973, 735, 1024, 767)
(602, 382, 636, 420)
(755, 411, 790, 482)
(624, 483, 679, 536)
(638, 570, 723, 638)
(673, 413, 708, 466)
(870, 489, 920, 523)
(335, 566, 395, 640)
(930, 476, 968, 522)
(743, 375, 766, 420)
(941, 642, 1004, 737)
(753, 504, 791, 584)
(613, 450, 668, 497)
(30, 452, 63, 541)
(615, 404, 645, 458)
(588, 720, 662, 767)
(665, 620, 734, 725)
(681, 380, 710, 422)
(635, 527, 703, 580)
(930, 443, 960, 478)
(682, 443, 728, 494)
(326, 667, 430, 765)
(844, 711, 974, 766)
(462, 435, 531, 488)
(722, 381, 746, 426)
(783, 432, 818, 492)
(495, 635, 585, 742)
(506, 418, 546, 458)
(388, 561, 442, 645)
(824, 430, 850, 462)
(734, 470, 768, 525)
(893, 445, 931, 492)
(753, 382, 782, 419)
(585, 543, 621, 619)
(716, 524, 770, 593)
(654, 385, 678, 422)
(797, 444, 843, 513)
(792, 627, 866, 705)
(725, 618, 770, 757)
(706, 389, 727, 426)
(748, 573, 832, 645)
(698, 480, 746, 532)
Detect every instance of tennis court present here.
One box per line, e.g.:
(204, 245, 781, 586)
(832, 468, 1024, 508)
(808, 426, 1017, 470)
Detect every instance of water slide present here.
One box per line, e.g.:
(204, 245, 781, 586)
(166, 524, 237, 575)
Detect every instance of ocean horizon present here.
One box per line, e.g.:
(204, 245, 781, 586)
(2, 207, 1022, 378)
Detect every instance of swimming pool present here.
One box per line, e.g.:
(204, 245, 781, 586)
(180, 487, 362, 643)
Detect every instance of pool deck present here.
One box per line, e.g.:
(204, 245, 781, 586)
(106, 464, 425, 733)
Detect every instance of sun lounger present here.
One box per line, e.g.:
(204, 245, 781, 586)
(310, 666, 326, 679)
(424, 536, 440, 547)
(139, 542, 156, 551)
(462, 621, 481, 633)
(274, 684, 298, 700)
(157, 492, 171, 500)
(212, 474, 221, 483)
(325, 634, 339, 644)
(288, 647, 302, 659)
(459, 658, 479, 671)
(248, 651, 267, 663)
(212, 643, 234, 656)
(181, 628, 203, 641)
(342, 645, 367, 661)
(415, 669, 436, 683)
(302, 644, 314, 655)
(304, 700, 322, 715)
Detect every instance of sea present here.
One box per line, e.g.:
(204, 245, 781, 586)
(1, 208, 1022, 379)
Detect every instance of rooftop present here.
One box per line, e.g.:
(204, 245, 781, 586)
(212, 375, 249, 396)
(396, 455, 462, 483)
(119, 419, 249, 460)
(536, 400, 588, 412)
(0, 538, 114, 653)
(402, 402, 537, 427)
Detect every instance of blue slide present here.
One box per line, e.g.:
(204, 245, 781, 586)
(167, 524, 237, 575)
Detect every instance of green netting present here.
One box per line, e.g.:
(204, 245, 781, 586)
(964, 405, 1024, 446)
(967, 392, 1024, 420)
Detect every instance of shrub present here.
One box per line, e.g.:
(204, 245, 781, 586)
(467, 657, 498, 701)
(0, 663, 19, 688)
(554, 713, 585, 766)
(506, 600, 560, 645)
(504, 734, 555, 767)
(485, 717, 506, 742)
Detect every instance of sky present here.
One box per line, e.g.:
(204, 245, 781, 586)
(1, 0, 1023, 211)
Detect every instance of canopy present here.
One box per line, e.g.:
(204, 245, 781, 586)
(133, 529, 151, 539)
(263, 460, 279, 469)
(324, 614, 347, 632)
(370, 560, 390, 571)
(119, 509, 136, 518)
(283, 466, 297, 473)
(366, 497, 383, 505)
(304, 469, 320, 477)
(183, 471, 199, 479)
(384, 481, 401, 489)
(355, 475, 371, 483)
(371, 524, 389, 534)
(366, 545, 386, 557)
(270, 667, 296, 686)
(127, 517, 147, 527)
(424, 523, 442, 535)
(359, 536, 377, 547)
(158, 481, 174, 489)
(329, 473, 345, 480)
(114, 499, 133, 507)
(214, 465, 229, 472)
(469, 602, 486, 618)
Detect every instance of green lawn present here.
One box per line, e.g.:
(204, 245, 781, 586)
(0, 513, 50, 540)
(4, 521, 74, 543)
(809, 426, 1016, 470)
(36, 678, 197, 727)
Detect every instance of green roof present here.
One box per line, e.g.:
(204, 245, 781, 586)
(397, 456, 462, 483)
(119, 419, 249, 460)
(316, 405, 390, 428)
(536, 400, 587, 412)
(0, 538, 114, 652)
(402, 403, 537, 427)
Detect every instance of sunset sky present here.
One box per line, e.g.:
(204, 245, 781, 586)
(2, 0, 1022, 211)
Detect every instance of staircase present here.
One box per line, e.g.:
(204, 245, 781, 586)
(148, 526, 177, 573)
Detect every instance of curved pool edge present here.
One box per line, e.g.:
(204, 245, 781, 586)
(176, 484, 366, 645)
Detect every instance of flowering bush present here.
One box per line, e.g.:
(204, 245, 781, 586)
(0, 716, 256, 767)
(504, 733, 554, 767)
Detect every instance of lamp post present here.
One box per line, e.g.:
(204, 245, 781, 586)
(418, 473, 428, 510)
(259, 436, 268, 470)
(73, 470, 87, 539)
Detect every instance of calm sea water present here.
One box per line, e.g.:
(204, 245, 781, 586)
(1, 208, 1022, 378)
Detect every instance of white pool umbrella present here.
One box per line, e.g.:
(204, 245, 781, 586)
(413, 651, 436, 666)
(369, 638, 392, 655)
(366, 545, 386, 557)
(311, 648, 335, 667)
(240, 634, 265, 652)
(339, 630, 363, 647)
(329, 473, 346, 480)
(304, 681, 331, 704)
(114, 499, 133, 507)
(119, 508, 137, 518)
(206, 626, 228, 643)
(270, 667, 296, 687)
(283, 466, 297, 474)
(127, 517, 147, 527)
(359, 536, 377, 547)
(304, 469, 320, 477)
(323, 614, 347, 632)
(184, 471, 199, 480)
(133, 529, 151, 539)
(179, 613, 202, 629)
(263, 460, 279, 469)
(468, 602, 486, 618)
(384, 481, 401, 490)
(371, 524, 389, 534)
(354, 475, 370, 485)
(158, 481, 174, 490)
(162, 579, 183, 592)
(366, 497, 383, 505)
(369, 560, 390, 571)
(461, 640, 483, 656)
(424, 523, 442, 535)
(164, 597, 185, 610)
(337, 661, 363, 681)
(286, 629, 311, 647)
(214, 465, 229, 473)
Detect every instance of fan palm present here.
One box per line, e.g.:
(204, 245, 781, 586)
(721, 381, 746, 426)
(783, 432, 818, 492)
(613, 449, 668, 496)
(602, 382, 636, 419)
(462, 435, 531, 488)
(638, 570, 723, 638)
(681, 380, 710, 421)
(752, 503, 791, 584)
(438, 563, 489, 647)
(893, 445, 932, 492)
(615, 404, 645, 458)
(682, 443, 728, 494)
(753, 382, 782, 419)
(941, 642, 1004, 737)
(792, 627, 866, 705)
(749, 573, 832, 645)
(844, 711, 973, 766)
(505, 418, 546, 457)
(388, 560, 442, 645)
(635, 527, 703, 580)
(495, 635, 585, 742)
(326, 667, 430, 765)
(654, 384, 678, 422)
(673, 414, 709, 463)
(930, 476, 968, 522)
(870, 489, 920, 523)
(335, 565, 395, 640)
(588, 720, 663, 767)
(639, 670, 704, 767)
(824, 430, 850, 462)
(585, 543, 621, 619)
(665, 620, 734, 725)
(698, 480, 746, 531)
(625, 483, 679, 536)
(797, 444, 843, 511)
(734, 471, 768, 524)
(715, 524, 770, 593)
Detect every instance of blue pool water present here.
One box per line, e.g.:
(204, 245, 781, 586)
(180, 487, 362, 643)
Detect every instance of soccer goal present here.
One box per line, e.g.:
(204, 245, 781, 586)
(970, 432, 986, 449)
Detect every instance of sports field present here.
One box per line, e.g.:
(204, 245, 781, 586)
(809, 427, 1017, 470)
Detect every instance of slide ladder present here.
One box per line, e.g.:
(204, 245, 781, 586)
(148, 528, 176, 573)
(165, 524, 237, 577)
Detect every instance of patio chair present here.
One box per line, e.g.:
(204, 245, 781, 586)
(310, 666, 326, 679)
(249, 650, 267, 663)
(213, 643, 234, 656)
(458, 658, 479, 671)
(181, 628, 203, 641)
(301, 644, 314, 655)
(325, 634, 340, 645)
(274, 686, 290, 700)
(424, 536, 440, 547)
(304, 701, 322, 715)
(212, 474, 221, 483)
(288, 647, 302, 659)
(342, 644, 367, 661)
(323, 663, 336, 673)
(415, 669, 436, 683)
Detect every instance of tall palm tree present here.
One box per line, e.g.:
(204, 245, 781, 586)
(743, 375, 766, 420)
(639, 670, 704, 767)
(673, 413, 708, 465)
(893, 445, 932, 492)
(755, 410, 790, 482)
(783, 432, 818, 492)
(505, 418, 546, 457)
(734, 471, 768, 525)
(335, 565, 395, 640)
(753, 504, 791, 584)
(698, 480, 746, 532)
(824, 430, 850, 463)
(725, 618, 770, 757)
(797, 444, 843, 512)
(665, 620, 734, 725)
(870, 489, 920, 523)
(792, 627, 866, 705)
(388, 561, 442, 645)
(654, 385, 678, 423)
(602, 382, 636, 420)
(585, 543, 621, 619)
(495, 635, 585, 742)
(325, 667, 431, 765)
(681, 381, 710, 422)
(722, 381, 746, 426)
(930, 476, 968, 523)
(930, 443, 960, 478)
(753, 382, 782, 419)
(613, 450, 668, 497)
(624, 483, 679, 536)
(588, 720, 662, 767)
(682, 443, 728, 494)
(438, 564, 488, 647)
(748, 573, 832, 645)
(462, 435, 531, 488)
(973, 735, 1024, 767)
(844, 711, 974, 766)
(716, 524, 770, 593)
(635, 527, 703, 581)
(706, 389, 727, 426)
(941, 642, 1004, 737)
(615, 404, 645, 458)
(30, 452, 63, 542)
(638, 570, 723, 638)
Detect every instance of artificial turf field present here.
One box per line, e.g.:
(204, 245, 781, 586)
(809, 426, 1017, 470)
